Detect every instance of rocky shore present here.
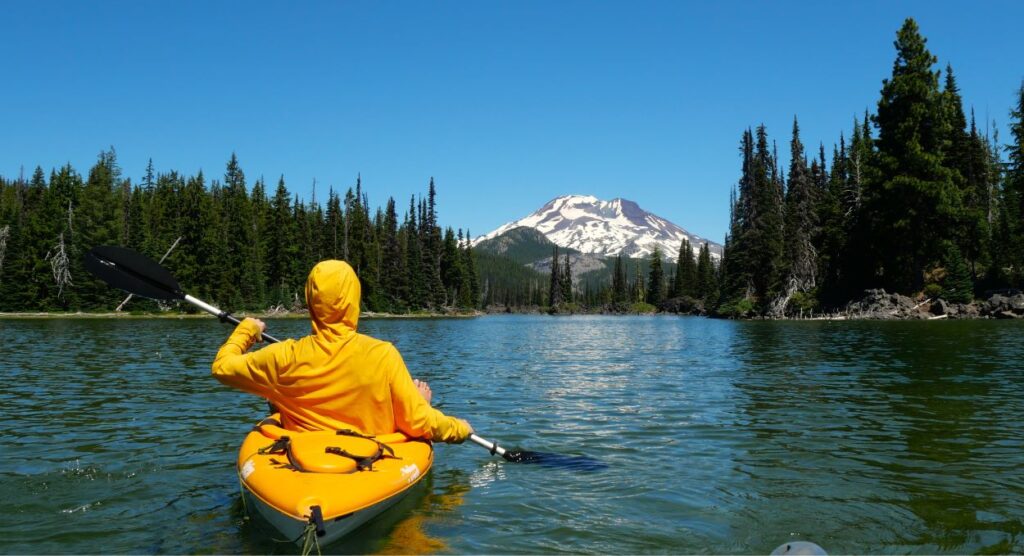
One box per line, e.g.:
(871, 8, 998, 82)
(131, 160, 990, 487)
(841, 289, 1024, 320)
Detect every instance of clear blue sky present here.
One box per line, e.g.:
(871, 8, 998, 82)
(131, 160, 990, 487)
(3, 1, 1022, 243)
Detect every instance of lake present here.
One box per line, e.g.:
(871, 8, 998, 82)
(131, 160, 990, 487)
(0, 315, 1021, 554)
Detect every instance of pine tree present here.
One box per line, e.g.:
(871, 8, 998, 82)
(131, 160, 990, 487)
(404, 195, 426, 309)
(674, 239, 696, 298)
(379, 197, 405, 312)
(219, 153, 255, 308)
(267, 176, 297, 305)
(646, 246, 665, 305)
(323, 187, 343, 260)
(748, 125, 786, 310)
(632, 262, 645, 303)
(548, 245, 562, 308)
(772, 117, 817, 316)
(867, 18, 961, 293)
(463, 229, 480, 309)
(696, 242, 715, 302)
(612, 254, 627, 303)
(74, 149, 124, 309)
(719, 129, 756, 312)
(1000, 82, 1024, 286)
(941, 241, 973, 303)
(561, 251, 573, 303)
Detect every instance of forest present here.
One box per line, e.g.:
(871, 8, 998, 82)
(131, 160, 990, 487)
(0, 155, 480, 314)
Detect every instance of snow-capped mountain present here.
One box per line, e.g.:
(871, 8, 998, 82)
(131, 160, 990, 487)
(474, 195, 722, 261)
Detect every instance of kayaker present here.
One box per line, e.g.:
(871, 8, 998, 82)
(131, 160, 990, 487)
(211, 259, 473, 443)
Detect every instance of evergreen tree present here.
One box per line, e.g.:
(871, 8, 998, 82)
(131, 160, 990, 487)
(548, 245, 562, 307)
(404, 195, 426, 309)
(1001, 82, 1024, 286)
(441, 226, 463, 308)
(772, 117, 817, 316)
(462, 229, 480, 309)
(646, 246, 665, 305)
(267, 176, 297, 305)
(219, 153, 255, 308)
(561, 251, 573, 303)
(696, 242, 715, 302)
(940, 241, 973, 303)
(379, 197, 405, 312)
(74, 149, 124, 309)
(612, 253, 627, 303)
(632, 262, 645, 303)
(748, 125, 786, 310)
(674, 239, 696, 298)
(323, 187, 343, 260)
(867, 18, 961, 293)
(719, 130, 756, 312)
(423, 178, 446, 308)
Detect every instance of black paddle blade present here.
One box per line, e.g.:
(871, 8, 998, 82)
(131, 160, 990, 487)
(502, 450, 607, 471)
(84, 246, 184, 301)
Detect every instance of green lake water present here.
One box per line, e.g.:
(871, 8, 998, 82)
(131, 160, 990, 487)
(0, 315, 1021, 554)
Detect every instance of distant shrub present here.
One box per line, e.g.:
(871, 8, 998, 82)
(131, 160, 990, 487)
(922, 283, 943, 299)
(787, 291, 818, 315)
(630, 302, 657, 314)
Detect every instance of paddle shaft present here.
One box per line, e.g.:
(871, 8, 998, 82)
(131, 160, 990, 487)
(468, 433, 507, 458)
(184, 294, 281, 344)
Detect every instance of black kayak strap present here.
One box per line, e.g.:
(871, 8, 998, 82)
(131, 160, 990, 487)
(257, 435, 309, 472)
(258, 431, 399, 473)
(325, 430, 398, 471)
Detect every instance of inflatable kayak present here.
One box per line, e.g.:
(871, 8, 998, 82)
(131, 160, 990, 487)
(237, 416, 433, 547)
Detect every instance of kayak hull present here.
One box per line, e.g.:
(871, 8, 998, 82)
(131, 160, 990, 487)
(242, 483, 411, 546)
(236, 417, 433, 546)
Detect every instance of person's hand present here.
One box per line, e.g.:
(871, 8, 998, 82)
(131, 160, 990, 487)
(413, 379, 432, 404)
(244, 318, 266, 342)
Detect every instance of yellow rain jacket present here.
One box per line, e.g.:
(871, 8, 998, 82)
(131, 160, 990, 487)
(211, 260, 470, 443)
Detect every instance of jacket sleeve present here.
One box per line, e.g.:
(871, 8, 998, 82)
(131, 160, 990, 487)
(211, 319, 288, 399)
(388, 346, 470, 443)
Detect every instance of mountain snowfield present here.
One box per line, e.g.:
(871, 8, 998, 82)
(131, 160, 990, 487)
(474, 195, 723, 261)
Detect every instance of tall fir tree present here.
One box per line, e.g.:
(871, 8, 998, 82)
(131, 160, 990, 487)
(771, 117, 818, 316)
(561, 251, 573, 303)
(1003, 81, 1024, 286)
(646, 246, 665, 305)
(866, 18, 961, 293)
(748, 125, 786, 311)
(612, 253, 627, 303)
(548, 245, 562, 307)
(695, 242, 716, 303)
(674, 239, 696, 298)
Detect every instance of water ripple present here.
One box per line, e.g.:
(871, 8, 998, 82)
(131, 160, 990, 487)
(0, 316, 1021, 554)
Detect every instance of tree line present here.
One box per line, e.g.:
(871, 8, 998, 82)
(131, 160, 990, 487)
(717, 18, 1024, 317)
(0, 152, 481, 314)
(538, 241, 721, 314)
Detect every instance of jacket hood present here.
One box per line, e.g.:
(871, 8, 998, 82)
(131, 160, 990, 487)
(305, 260, 360, 340)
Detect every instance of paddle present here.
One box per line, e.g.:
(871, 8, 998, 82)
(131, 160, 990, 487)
(85, 245, 605, 471)
(83, 245, 282, 343)
(468, 433, 606, 470)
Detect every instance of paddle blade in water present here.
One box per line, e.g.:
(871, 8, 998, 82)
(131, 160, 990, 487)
(502, 450, 607, 471)
(84, 246, 184, 301)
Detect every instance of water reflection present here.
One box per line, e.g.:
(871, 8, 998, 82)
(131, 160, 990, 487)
(728, 320, 1024, 553)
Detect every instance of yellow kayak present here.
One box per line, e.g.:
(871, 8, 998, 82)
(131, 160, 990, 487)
(237, 415, 433, 546)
